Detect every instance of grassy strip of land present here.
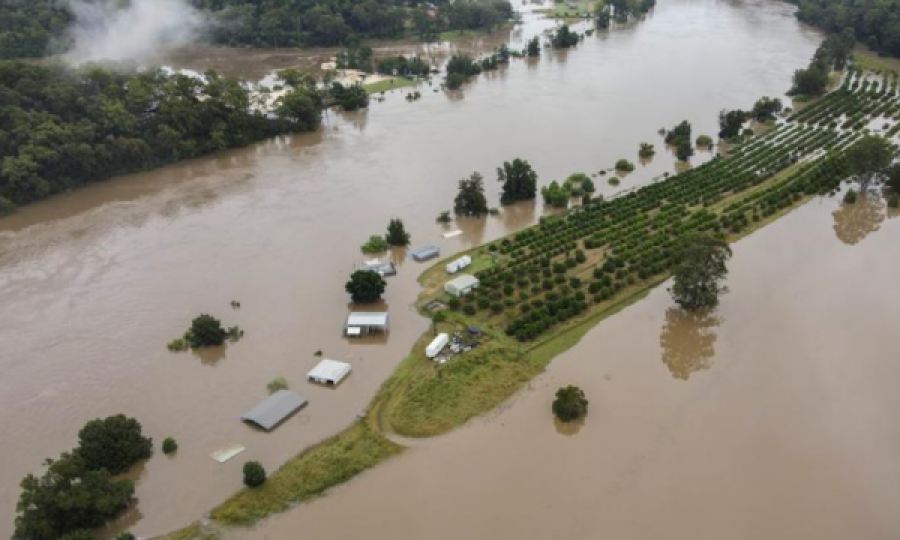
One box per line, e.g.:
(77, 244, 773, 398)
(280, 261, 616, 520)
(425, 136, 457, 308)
(211, 421, 401, 526)
(155, 523, 219, 540)
(364, 77, 418, 95)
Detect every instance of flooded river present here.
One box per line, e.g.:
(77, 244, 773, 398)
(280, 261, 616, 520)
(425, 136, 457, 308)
(0, 0, 824, 536)
(236, 194, 900, 540)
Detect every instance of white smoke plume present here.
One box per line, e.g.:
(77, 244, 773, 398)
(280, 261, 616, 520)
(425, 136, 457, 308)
(64, 0, 204, 65)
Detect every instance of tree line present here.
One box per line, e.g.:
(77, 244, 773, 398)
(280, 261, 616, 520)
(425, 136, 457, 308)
(790, 0, 900, 59)
(0, 62, 323, 214)
(0, 0, 514, 59)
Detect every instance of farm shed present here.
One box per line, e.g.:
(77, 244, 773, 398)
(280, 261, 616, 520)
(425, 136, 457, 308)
(426, 333, 449, 358)
(444, 274, 480, 297)
(410, 245, 440, 262)
(241, 390, 308, 431)
(344, 311, 390, 336)
(307, 359, 352, 385)
(362, 260, 397, 277)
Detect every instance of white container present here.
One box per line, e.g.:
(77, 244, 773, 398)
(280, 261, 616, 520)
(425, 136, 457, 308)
(426, 333, 449, 358)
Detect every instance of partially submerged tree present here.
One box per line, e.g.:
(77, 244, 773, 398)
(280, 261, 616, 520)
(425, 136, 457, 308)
(345, 269, 386, 303)
(385, 218, 411, 246)
(669, 233, 732, 311)
(845, 135, 894, 191)
(550, 25, 579, 48)
(497, 158, 538, 205)
(454, 172, 489, 216)
(751, 96, 783, 122)
(187, 314, 228, 348)
(718, 109, 748, 139)
(639, 142, 656, 159)
(15, 453, 134, 540)
(526, 36, 541, 57)
(552, 385, 589, 422)
(77, 415, 153, 475)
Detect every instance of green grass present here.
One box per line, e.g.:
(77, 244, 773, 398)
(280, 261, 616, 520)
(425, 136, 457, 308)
(363, 77, 417, 95)
(210, 422, 401, 526)
(853, 46, 900, 73)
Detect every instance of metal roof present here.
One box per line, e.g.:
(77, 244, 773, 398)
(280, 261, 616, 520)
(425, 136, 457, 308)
(307, 359, 352, 384)
(241, 390, 308, 431)
(410, 245, 440, 260)
(346, 312, 389, 327)
(446, 274, 479, 289)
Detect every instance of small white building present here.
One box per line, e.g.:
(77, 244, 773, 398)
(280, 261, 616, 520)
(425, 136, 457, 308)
(344, 311, 390, 336)
(444, 274, 479, 297)
(446, 255, 472, 274)
(426, 333, 449, 358)
(307, 359, 352, 386)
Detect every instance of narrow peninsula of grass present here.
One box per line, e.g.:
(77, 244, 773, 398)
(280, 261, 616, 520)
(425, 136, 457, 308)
(211, 422, 401, 526)
(158, 523, 220, 540)
(364, 77, 418, 95)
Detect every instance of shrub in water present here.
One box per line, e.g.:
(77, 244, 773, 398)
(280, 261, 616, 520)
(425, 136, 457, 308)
(162, 437, 178, 455)
(552, 385, 589, 422)
(243, 461, 267, 488)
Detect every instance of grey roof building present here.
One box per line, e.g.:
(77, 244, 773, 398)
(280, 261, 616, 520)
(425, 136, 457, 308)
(241, 390, 308, 431)
(410, 245, 440, 262)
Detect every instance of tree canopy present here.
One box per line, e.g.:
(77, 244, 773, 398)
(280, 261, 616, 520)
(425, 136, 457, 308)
(15, 453, 134, 540)
(385, 218, 411, 246)
(76, 415, 153, 475)
(0, 0, 514, 58)
(670, 234, 732, 311)
(552, 385, 589, 422)
(791, 0, 899, 58)
(0, 62, 320, 214)
(497, 158, 538, 205)
(346, 269, 387, 303)
(454, 172, 489, 216)
(845, 135, 895, 189)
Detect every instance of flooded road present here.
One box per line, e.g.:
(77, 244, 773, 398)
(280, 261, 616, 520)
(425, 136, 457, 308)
(236, 193, 900, 540)
(0, 0, 823, 535)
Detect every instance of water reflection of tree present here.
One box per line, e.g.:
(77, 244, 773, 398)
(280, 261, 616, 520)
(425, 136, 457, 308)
(832, 192, 885, 246)
(659, 307, 720, 381)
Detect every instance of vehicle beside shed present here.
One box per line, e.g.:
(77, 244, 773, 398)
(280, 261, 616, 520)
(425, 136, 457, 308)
(426, 333, 449, 358)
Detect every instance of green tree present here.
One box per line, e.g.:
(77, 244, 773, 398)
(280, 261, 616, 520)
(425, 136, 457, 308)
(162, 437, 178, 455)
(552, 385, 588, 422)
(330, 82, 369, 111)
(345, 269, 387, 303)
(361, 235, 390, 253)
(385, 218, 411, 246)
(676, 140, 694, 162)
(526, 36, 541, 57)
(497, 158, 538, 204)
(15, 453, 134, 540)
(551, 25, 579, 48)
(615, 159, 635, 172)
(750, 96, 783, 122)
(790, 62, 829, 96)
(845, 136, 894, 190)
(454, 172, 489, 216)
(431, 310, 447, 336)
(187, 314, 228, 348)
(718, 109, 748, 139)
(76, 415, 152, 475)
(669, 234, 733, 311)
(275, 87, 323, 130)
(243, 461, 267, 488)
(639, 142, 656, 159)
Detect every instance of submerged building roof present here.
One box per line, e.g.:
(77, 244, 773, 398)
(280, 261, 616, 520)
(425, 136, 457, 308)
(346, 312, 390, 328)
(241, 390, 308, 431)
(410, 245, 440, 261)
(307, 359, 352, 385)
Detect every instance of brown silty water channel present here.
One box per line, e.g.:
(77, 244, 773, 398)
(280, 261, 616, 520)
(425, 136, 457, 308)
(235, 193, 900, 540)
(0, 0, 823, 535)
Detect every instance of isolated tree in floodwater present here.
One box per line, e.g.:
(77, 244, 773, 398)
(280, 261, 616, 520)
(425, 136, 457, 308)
(845, 135, 894, 191)
(346, 269, 386, 303)
(552, 385, 588, 422)
(669, 233, 732, 311)
(718, 109, 748, 139)
(454, 172, 489, 216)
(385, 218, 411, 246)
(526, 36, 541, 57)
(497, 158, 538, 205)
(639, 142, 656, 159)
(77, 415, 153, 475)
(188, 314, 229, 348)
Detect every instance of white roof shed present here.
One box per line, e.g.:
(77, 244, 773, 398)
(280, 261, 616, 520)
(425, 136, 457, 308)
(444, 274, 480, 297)
(307, 359, 352, 385)
(344, 311, 390, 336)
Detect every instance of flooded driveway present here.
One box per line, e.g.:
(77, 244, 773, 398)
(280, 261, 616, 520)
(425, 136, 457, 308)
(0, 0, 823, 535)
(236, 194, 900, 540)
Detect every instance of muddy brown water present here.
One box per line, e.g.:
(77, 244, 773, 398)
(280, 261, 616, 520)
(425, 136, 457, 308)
(0, 0, 825, 536)
(234, 193, 900, 540)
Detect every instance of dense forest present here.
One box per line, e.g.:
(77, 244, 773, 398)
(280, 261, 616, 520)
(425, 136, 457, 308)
(0, 0, 513, 59)
(790, 0, 900, 58)
(0, 62, 322, 213)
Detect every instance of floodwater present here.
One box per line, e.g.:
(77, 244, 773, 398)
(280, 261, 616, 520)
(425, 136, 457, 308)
(237, 192, 900, 540)
(0, 0, 824, 536)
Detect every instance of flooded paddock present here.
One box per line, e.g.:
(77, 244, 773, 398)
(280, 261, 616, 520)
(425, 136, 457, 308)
(0, 0, 825, 535)
(236, 192, 900, 540)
